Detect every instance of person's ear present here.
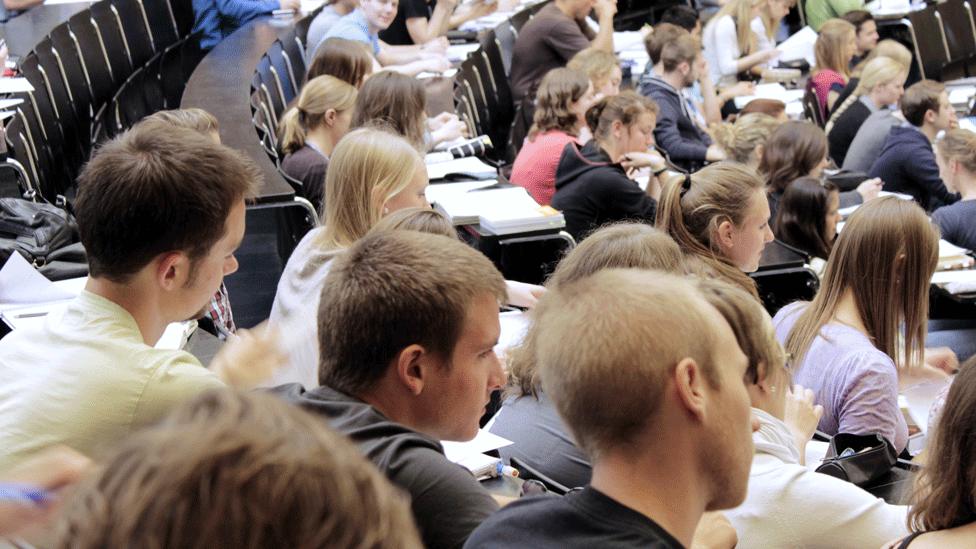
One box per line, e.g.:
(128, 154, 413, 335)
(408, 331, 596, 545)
(925, 108, 938, 125)
(674, 357, 708, 422)
(156, 252, 189, 291)
(612, 119, 625, 141)
(716, 218, 737, 253)
(323, 108, 338, 127)
(394, 344, 432, 396)
(754, 144, 765, 163)
(679, 61, 691, 77)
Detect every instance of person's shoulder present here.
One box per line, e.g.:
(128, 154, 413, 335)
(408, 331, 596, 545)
(464, 494, 570, 548)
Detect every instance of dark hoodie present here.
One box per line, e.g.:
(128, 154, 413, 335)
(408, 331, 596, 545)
(641, 76, 711, 172)
(868, 124, 960, 211)
(551, 141, 657, 241)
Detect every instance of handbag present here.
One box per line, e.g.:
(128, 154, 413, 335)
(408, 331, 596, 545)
(815, 432, 898, 487)
(0, 198, 88, 280)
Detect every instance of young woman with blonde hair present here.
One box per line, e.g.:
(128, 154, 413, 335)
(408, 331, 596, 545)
(712, 112, 781, 169)
(567, 48, 622, 100)
(774, 197, 940, 453)
(933, 128, 976, 251)
(826, 56, 908, 166)
(809, 18, 857, 119)
(702, 0, 780, 83)
(753, 0, 795, 54)
(510, 68, 594, 205)
(656, 161, 774, 299)
(278, 75, 358, 210)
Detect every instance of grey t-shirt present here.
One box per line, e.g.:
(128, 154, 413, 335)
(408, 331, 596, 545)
(272, 384, 500, 549)
(305, 4, 345, 62)
(932, 200, 976, 252)
(842, 109, 902, 173)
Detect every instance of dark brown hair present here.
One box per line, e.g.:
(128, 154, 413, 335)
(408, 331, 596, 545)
(74, 120, 259, 282)
(318, 230, 507, 393)
(901, 80, 945, 127)
(307, 37, 374, 88)
(739, 98, 787, 118)
(841, 9, 874, 33)
(528, 68, 590, 140)
(352, 71, 428, 151)
(774, 176, 839, 259)
(908, 357, 976, 532)
(54, 390, 421, 549)
(760, 120, 828, 194)
(586, 91, 658, 143)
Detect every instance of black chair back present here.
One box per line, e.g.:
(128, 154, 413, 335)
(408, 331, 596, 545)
(68, 11, 119, 107)
(90, 2, 136, 85)
(110, 0, 156, 68)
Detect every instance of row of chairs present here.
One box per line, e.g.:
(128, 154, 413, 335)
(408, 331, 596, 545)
(4, 0, 202, 203)
(904, 0, 976, 81)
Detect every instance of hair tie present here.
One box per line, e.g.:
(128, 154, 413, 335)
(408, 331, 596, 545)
(680, 173, 692, 197)
(297, 108, 307, 126)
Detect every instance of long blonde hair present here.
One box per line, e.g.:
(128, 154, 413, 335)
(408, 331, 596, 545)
(711, 0, 761, 55)
(783, 197, 939, 370)
(815, 19, 856, 78)
(318, 127, 423, 250)
(656, 162, 765, 299)
(827, 56, 907, 130)
(279, 75, 357, 154)
(759, 0, 796, 41)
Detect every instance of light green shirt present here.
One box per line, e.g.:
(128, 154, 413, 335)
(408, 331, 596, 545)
(0, 291, 222, 470)
(805, 0, 865, 31)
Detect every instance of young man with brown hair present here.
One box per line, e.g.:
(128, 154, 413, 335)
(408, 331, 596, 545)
(465, 269, 756, 548)
(272, 229, 508, 549)
(0, 120, 271, 470)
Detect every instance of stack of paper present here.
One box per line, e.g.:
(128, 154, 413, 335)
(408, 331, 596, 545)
(938, 239, 974, 271)
(425, 156, 497, 180)
(776, 26, 817, 65)
(474, 187, 565, 235)
(733, 82, 805, 109)
(442, 430, 514, 479)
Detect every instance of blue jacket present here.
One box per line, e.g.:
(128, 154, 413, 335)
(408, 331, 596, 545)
(192, 0, 280, 50)
(640, 76, 712, 172)
(868, 125, 959, 211)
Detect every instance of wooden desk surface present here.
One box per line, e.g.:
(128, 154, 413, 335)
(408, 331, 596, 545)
(181, 16, 296, 203)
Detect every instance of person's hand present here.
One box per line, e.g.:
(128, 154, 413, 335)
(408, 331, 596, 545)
(705, 144, 727, 162)
(620, 151, 665, 171)
(924, 346, 960, 374)
(0, 446, 92, 536)
(279, 0, 301, 12)
(784, 385, 823, 451)
(899, 362, 950, 391)
(465, 0, 498, 20)
(429, 111, 459, 131)
(761, 48, 781, 63)
(722, 81, 755, 100)
(691, 512, 738, 549)
(422, 37, 450, 53)
(593, 0, 617, 20)
(423, 56, 452, 74)
(855, 177, 883, 202)
(432, 117, 469, 143)
(505, 280, 546, 308)
(210, 322, 287, 389)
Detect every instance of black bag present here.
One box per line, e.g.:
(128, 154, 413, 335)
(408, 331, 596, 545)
(0, 198, 88, 280)
(815, 433, 898, 486)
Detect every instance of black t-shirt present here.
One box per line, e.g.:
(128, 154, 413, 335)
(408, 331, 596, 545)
(270, 383, 499, 549)
(463, 487, 684, 548)
(379, 0, 434, 45)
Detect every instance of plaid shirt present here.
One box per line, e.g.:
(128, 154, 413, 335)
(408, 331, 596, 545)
(206, 282, 236, 335)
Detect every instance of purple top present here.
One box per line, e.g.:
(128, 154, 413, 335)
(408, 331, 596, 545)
(773, 303, 908, 452)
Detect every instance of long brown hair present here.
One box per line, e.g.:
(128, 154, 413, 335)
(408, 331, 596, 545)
(307, 37, 374, 88)
(507, 223, 683, 398)
(656, 162, 765, 299)
(774, 176, 838, 260)
(528, 68, 589, 140)
(351, 71, 427, 152)
(908, 357, 976, 531)
(760, 121, 828, 194)
(783, 197, 938, 369)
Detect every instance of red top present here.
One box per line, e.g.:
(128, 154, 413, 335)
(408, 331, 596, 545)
(510, 130, 580, 206)
(810, 69, 846, 121)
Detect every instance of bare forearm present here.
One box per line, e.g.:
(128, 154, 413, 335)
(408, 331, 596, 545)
(699, 77, 723, 126)
(591, 14, 615, 52)
(4, 0, 42, 10)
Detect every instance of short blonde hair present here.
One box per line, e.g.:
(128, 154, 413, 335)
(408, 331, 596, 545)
(567, 48, 619, 90)
(712, 113, 781, 164)
(279, 75, 358, 154)
(533, 269, 721, 459)
(936, 128, 976, 174)
(54, 390, 421, 549)
(318, 127, 423, 250)
(856, 56, 908, 95)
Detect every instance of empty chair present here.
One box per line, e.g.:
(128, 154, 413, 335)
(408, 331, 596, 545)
(255, 54, 286, 126)
(68, 11, 119, 108)
(110, 0, 158, 68)
(139, 0, 181, 53)
(4, 114, 41, 198)
(907, 5, 950, 79)
(267, 40, 296, 105)
(279, 33, 306, 93)
(168, 0, 195, 38)
(26, 42, 88, 181)
(90, 2, 136, 85)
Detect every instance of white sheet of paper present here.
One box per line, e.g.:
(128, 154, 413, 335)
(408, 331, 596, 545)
(0, 98, 24, 110)
(0, 78, 34, 94)
(441, 429, 514, 463)
(0, 252, 77, 305)
(776, 26, 817, 65)
(426, 156, 496, 180)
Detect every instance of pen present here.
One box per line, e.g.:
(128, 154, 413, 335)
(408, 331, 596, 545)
(0, 484, 53, 506)
(495, 462, 519, 478)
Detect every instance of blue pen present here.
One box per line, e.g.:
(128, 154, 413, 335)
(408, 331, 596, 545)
(0, 484, 53, 506)
(495, 462, 519, 478)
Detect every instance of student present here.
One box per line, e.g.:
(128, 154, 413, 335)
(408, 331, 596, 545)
(551, 92, 667, 241)
(643, 33, 727, 172)
(805, 0, 864, 31)
(351, 70, 465, 151)
(192, 0, 301, 50)
(827, 56, 907, 166)
(841, 10, 878, 64)
(379, 0, 496, 46)
(322, 0, 452, 77)
(509, 0, 616, 103)
(808, 18, 857, 120)
(933, 129, 976, 251)
(567, 48, 623, 101)
(278, 75, 358, 210)
(368, 205, 456, 236)
(833, 39, 912, 118)
(306, 0, 359, 61)
(775, 197, 939, 453)
(657, 162, 774, 299)
(870, 80, 961, 211)
(761, 120, 879, 220)
(306, 37, 374, 87)
(713, 280, 909, 548)
(465, 269, 756, 549)
(753, 0, 795, 54)
(273, 230, 506, 549)
(702, 0, 780, 83)
(0, 121, 277, 470)
(842, 107, 905, 173)
(267, 128, 428, 389)
(53, 390, 421, 548)
(510, 68, 594, 206)
(491, 223, 683, 489)
(712, 112, 781, 168)
(774, 176, 841, 261)
(887, 363, 976, 548)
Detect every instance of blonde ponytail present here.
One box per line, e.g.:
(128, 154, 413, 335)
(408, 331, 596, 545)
(279, 75, 358, 155)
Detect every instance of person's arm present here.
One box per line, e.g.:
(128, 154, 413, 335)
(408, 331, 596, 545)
(589, 0, 616, 53)
(650, 98, 710, 163)
(837, 353, 908, 452)
(448, 0, 498, 29)
(404, 0, 455, 44)
(2, 0, 42, 10)
(905, 144, 961, 208)
(215, 0, 284, 20)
